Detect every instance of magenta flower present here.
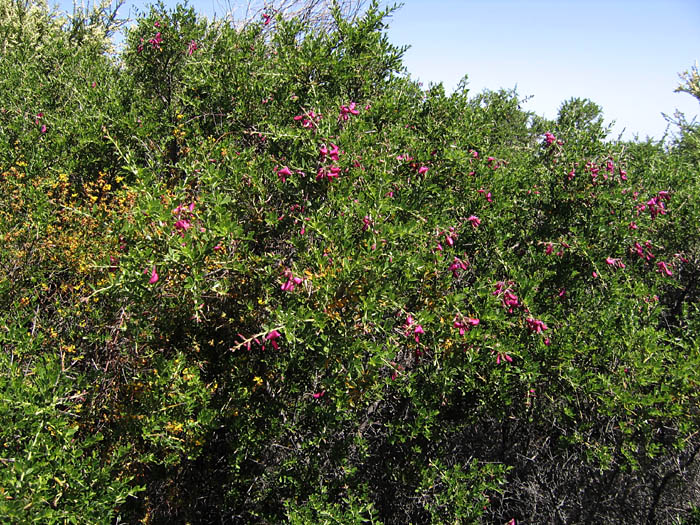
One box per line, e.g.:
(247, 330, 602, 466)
(526, 317, 548, 334)
(281, 270, 303, 291)
(293, 110, 321, 129)
(503, 291, 520, 312)
(467, 215, 481, 228)
(413, 324, 424, 343)
(312, 391, 325, 399)
(316, 165, 340, 181)
(174, 219, 191, 231)
(266, 330, 281, 350)
(544, 132, 556, 145)
(277, 166, 292, 182)
(328, 143, 340, 161)
(262, 13, 271, 25)
(339, 102, 359, 121)
(417, 165, 429, 175)
(145, 266, 159, 284)
(657, 261, 673, 276)
(606, 257, 625, 269)
(187, 40, 198, 55)
(495, 351, 513, 365)
(454, 317, 479, 335)
(149, 32, 162, 49)
(40, 124, 47, 134)
(448, 256, 469, 277)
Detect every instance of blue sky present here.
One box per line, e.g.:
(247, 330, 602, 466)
(383, 1, 700, 141)
(58, 0, 699, 141)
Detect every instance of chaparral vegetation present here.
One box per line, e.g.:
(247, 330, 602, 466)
(1, 0, 699, 522)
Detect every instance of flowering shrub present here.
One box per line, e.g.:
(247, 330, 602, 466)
(1, 1, 699, 523)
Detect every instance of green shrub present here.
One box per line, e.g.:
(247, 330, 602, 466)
(1, 1, 699, 522)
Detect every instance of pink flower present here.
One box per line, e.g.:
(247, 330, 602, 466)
(145, 266, 159, 284)
(277, 166, 292, 182)
(339, 102, 359, 121)
(281, 270, 303, 291)
(454, 317, 479, 336)
(266, 330, 281, 350)
(605, 257, 625, 269)
(40, 124, 47, 134)
(294, 110, 321, 129)
(526, 318, 548, 334)
(413, 324, 424, 343)
(545, 243, 553, 255)
(448, 256, 469, 277)
(417, 165, 429, 175)
(312, 391, 325, 399)
(262, 13, 271, 25)
(467, 215, 481, 228)
(657, 261, 672, 276)
(328, 143, 340, 161)
(149, 32, 162, 49)
(362, 216, 372, 231)
(495, 351, 513, 365)
(544, 132, 556, 145)
(187, 40, 197, 55)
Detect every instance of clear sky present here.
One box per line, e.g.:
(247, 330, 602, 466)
(57, 0, 700, 141)
(381, 0, 700, 141)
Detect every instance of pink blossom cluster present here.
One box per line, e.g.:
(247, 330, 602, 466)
(544, 132, 562, 146)
(448, 256, 469, 278)
(293, 110, 321, 130)
(632, 241, 655, 262)
(657, 261, 673, 277)
(477, 188, 493, 202)
(172, 201, 196, 237)
(493, 281, 524, 313)
(237, 330, 281, 351)
(339, 101, 360, 121)
(317, 143, 342, 181)
(280, 269, 303, 291)
(636, 190, 670, 220)
(605, 257, 626, 269)
(453, 316, 479, 336)
(404, 315, 424, 344)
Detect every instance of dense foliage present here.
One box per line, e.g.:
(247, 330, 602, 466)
(1, 1, 699, 522)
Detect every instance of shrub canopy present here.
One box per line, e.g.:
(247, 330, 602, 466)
(1, 1, 699, 522)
